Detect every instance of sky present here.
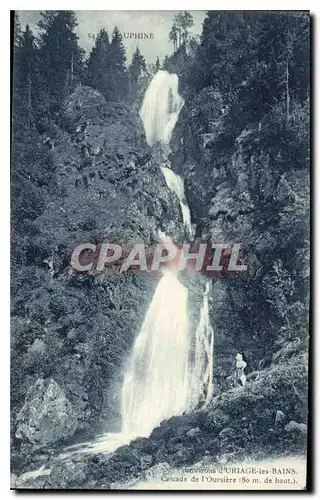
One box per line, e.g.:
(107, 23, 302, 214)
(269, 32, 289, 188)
(18, 10, 206, 65)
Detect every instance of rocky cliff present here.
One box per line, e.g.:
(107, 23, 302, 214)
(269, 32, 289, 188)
(11, 86, 192, 470)
(170, 85, 309, 386)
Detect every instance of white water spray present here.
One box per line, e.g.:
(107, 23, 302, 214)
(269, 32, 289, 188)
(160, 166, 192, 237)
(121, 270, 190, 437)
(189, 281, 214, 409)
(139, 70, 192, 237)
(140, 70, 184, 147)
(121, 273, 214, 438)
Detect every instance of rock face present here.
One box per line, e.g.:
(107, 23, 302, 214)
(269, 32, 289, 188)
(170, 85, 309, 386)
(16, 378, 78, 446)
(11, 85, 198, 469)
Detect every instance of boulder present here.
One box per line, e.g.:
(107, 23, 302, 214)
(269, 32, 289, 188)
(275, 410, 286, 424)
(144, 462, 170, 481)
(130, 436, 154, 454)
(186, 427, 201, 439)
(48, 460, 87, 489)
(16, 378, 78, 446)
(285, 420, 308, 436)
(154, 447, 169, 463)
(170, 447, 193, 467)
(201, 133, 216, 148)
(140, 454, 153, 470)
(203, 409, 230, 432)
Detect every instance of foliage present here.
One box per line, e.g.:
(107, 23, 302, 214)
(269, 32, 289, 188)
(169, 11, 194, 51)
(186, 12, 309, 124)
(85, 26, 130, 101)
(85, 29, 110, 98)
(37, 11, 84, 110)
(129, 47, 146, 85)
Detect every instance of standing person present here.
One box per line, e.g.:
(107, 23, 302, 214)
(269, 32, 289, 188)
(235, 353, 247, 387)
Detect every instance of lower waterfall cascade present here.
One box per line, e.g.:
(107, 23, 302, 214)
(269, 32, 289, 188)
(121, 270, 190, 437)
(11, 13, 310, 490)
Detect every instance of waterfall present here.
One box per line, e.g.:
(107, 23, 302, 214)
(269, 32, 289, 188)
(121, 274, 214, 438)
(189, 281, 214, 409)
(121, 270, 190, 437)
(160, 166, 192, 237)
(120, 70, 213, 438)
(139, 70, 184, 147)
(139, 70, 192, 237)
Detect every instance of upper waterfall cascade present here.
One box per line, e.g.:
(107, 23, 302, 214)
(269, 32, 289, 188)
(139, 70, 193, 237)
(139, 70, 184, 147)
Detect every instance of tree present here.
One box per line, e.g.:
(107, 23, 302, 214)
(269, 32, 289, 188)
(184, 11, 309, 125)
(129, 46, 146, 85)
(86, 25, 130, 101)
(37, 11, 84, 108)
(169, 24, 178, 52)
(109, 26, 128, 100)
(13, 11, 22, 47)
(170, 11, 194, 51)
(86, 29, 110, 98)
(155, 57, 160, 72)
(266, 13, 310, 121)
(13, 24, 39, 131)
(162, 55, 170, 71)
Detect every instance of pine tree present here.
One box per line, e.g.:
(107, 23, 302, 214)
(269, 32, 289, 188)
(257, 13, 310, 118)
(186, 11, 309, 126)
(162, 55, 170, 71)
(37, 11, 84, 109)
(129, 46, 146, 84)
(170, 11, 194, 50)
(86, 29, 110, 98)
(169, 24, 178, 52)
(13, 24, 38, 131)
(12, 18, 55, 252)
(13, 11, 22, 47)
(109, 26, 128, 100)
(155, 57, 160, 72)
